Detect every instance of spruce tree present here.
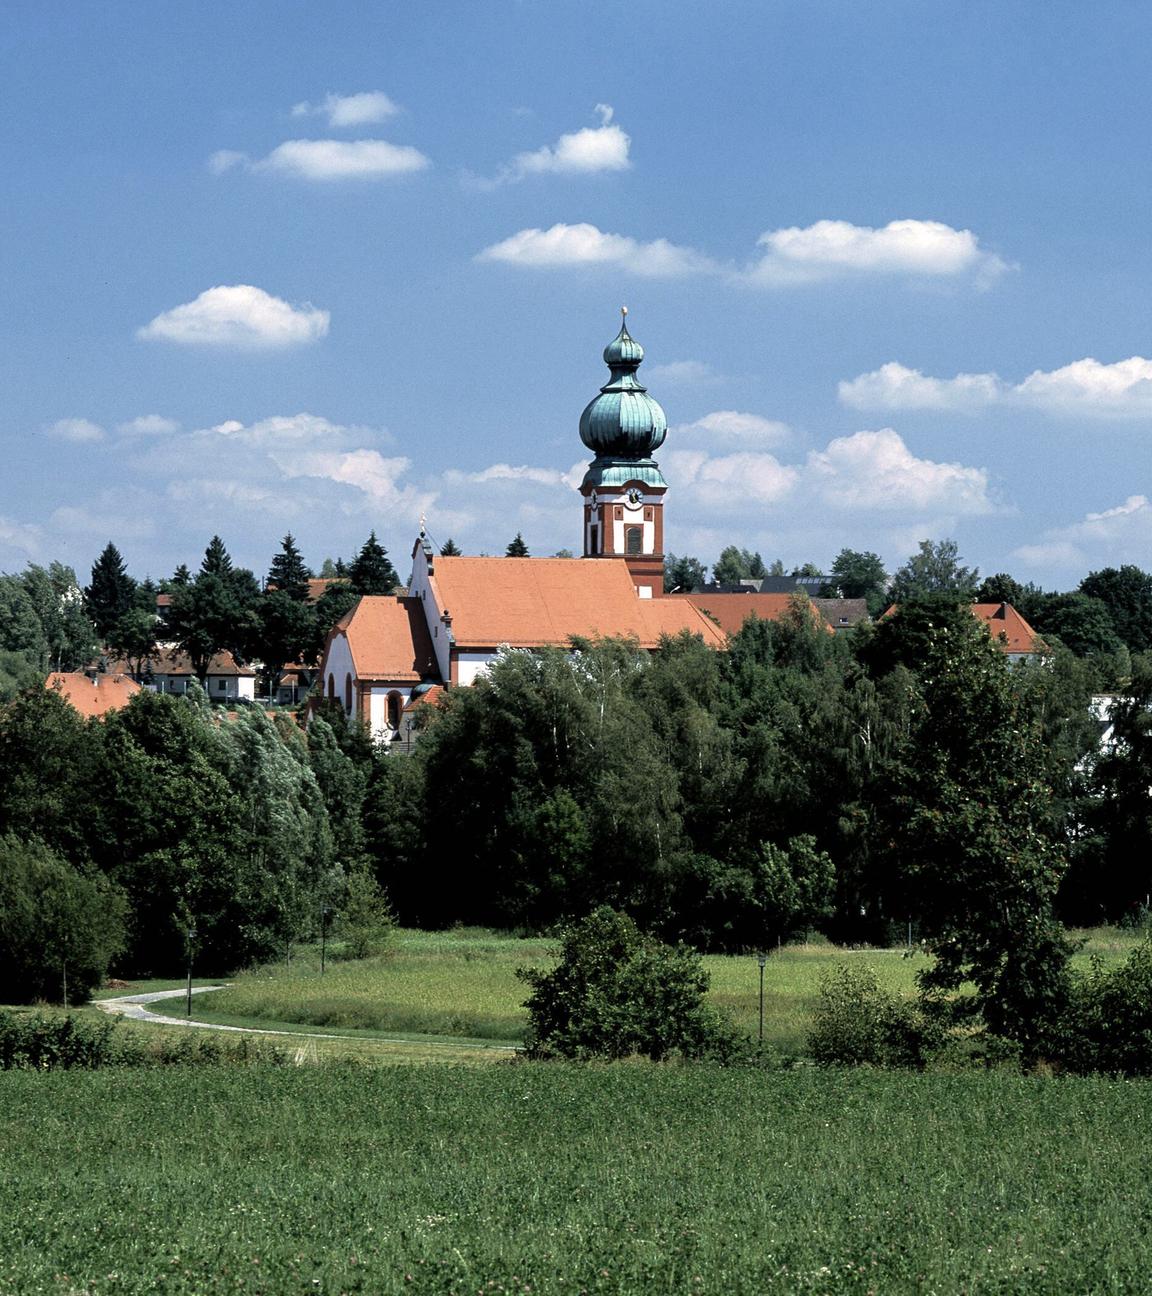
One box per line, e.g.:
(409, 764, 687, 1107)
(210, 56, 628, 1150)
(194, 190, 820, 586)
(85, 543, 137, 642)
(200, 535, 233, 577)
(267, 534, 312, 601)
(348, 532, 398, 595)
(440, 538, 462, 556)
(505, 532, 530, 558)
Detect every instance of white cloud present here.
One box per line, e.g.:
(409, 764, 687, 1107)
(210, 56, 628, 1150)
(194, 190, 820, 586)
(503, 104, 631, 180)
(746, 219, 1009, 286)
(480, 217, 1006, 286)
(458, 463, 570, 487)
(45, 418, 104, 443)
(841, 355, 1152, 417)
(644, 360, 717, 386)
(208, 149, 247, 175)
(116, 415, 180, 438)
(805, 428, 993, 514)
(291, 91, 399, 128)
(137, 285, 330, 350)
(839, 362, 1006, 412)
(665, 448, 799, 509)
(51, 502, 156, 541)
(477, 223, 715, 277)
(1014, 494, 1152, 573)
(0, 515, 43, 565)
(660, 425, 995, 531)
(252, 138, 429, 180)
(676, 410, 791, 448)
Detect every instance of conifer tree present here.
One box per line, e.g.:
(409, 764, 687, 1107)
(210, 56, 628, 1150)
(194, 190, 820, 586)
(505, 532, 530, 558)
(267, 534, 312, 601)
(85, 543, 137, 641)
(200, 535, 233, 577)
(440, 538, 462, 556)
(348, 532, 398, 594)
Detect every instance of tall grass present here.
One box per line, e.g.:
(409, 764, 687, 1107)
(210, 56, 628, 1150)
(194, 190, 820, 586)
(2, 1064, 1151, 1293)
(186, 927, 1138, 1051)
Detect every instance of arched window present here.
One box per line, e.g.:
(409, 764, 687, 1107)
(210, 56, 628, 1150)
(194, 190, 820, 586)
(344, 673, 353, 713)
(387, 692, 403, 731)
(625, 525, 643, 556)
(327, 673, 335, 699)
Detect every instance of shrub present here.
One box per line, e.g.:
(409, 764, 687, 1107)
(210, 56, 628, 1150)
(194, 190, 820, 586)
(0, 836, 127, 1005)
(1060, 941, 1152, 1075)
(335, 868, 395, 960)
(518, 907, 740, 1062)
(807, 965, 943, 1069)
(0, 1011, 288, 1070)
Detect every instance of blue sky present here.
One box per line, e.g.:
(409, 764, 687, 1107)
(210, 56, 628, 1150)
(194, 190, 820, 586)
(3, 1, 1152, 588)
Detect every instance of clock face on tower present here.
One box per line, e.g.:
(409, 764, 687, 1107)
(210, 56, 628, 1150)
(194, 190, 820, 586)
(626, 488, 643, 509)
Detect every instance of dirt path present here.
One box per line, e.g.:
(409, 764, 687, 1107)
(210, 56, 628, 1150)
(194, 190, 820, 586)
(96, 986, 517, 1051)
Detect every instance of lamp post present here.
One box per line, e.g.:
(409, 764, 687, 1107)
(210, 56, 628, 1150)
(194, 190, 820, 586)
(320, 905, 330, 975)
(757, 952, 767, 1044)
(186, 926, 198, 1018)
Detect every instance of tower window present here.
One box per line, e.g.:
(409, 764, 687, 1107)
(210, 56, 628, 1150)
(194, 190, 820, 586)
(589, 524, 600, 554)
(625, 525, 643, 555)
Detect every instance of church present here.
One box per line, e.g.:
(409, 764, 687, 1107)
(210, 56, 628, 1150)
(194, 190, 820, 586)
(318, 312, 730, 742)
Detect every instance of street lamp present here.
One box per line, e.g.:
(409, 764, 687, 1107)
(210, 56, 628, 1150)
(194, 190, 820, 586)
(320, 905, 330, 975)
(186, 926, 198, 1018)
(757, 952, 768, 1044)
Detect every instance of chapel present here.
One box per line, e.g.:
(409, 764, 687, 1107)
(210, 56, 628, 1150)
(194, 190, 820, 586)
(317, 312, 726, 742)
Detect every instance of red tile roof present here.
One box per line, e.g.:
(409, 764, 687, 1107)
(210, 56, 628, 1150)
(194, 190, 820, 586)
(427, 557, 726, 650)
(970, 602, 1045, 654)
(670, 592, 833, 638)
(47, 672, 140, 718)
(340, 596, 438, 681)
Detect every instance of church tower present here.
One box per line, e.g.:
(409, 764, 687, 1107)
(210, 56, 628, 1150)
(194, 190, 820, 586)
(578, 310, 668, 598)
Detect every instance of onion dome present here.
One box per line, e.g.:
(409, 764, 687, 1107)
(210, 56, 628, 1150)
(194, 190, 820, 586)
(579, 310, 668, 458)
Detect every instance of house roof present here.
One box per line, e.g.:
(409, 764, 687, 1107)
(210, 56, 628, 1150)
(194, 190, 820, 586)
(971, 602, 1045, 654)
(879, 601, 1045, 655)
(427, 557, 727, 650)
(670, 591, 833, 639)
(339, 596, 438, 682)
(47, 671, 140, 717)
(811, 597, 870, 630)
(96, 649, 256, 678)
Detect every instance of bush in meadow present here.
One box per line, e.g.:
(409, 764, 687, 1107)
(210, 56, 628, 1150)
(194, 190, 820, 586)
(518, 906, 740, 1062)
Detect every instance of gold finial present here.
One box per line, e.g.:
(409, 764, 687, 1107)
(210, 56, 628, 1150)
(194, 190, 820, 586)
(419, 511, 427, 535)
(621, 305, 628, 318)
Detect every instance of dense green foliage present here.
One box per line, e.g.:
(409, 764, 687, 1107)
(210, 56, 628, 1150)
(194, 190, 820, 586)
(0, 1011, 285, 1069)
(4, 1064, 1152, 1292)
(0, 836, 126, 1004)
(519, 907, 739, 1061)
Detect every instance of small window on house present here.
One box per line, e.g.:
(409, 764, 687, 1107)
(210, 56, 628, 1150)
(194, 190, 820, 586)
(328, 674, 335, 699)
(345, 673, 353, 712)
(387, 692, 402, 730)
(625, 525, 643, 556)
(216, 678, 226, 691)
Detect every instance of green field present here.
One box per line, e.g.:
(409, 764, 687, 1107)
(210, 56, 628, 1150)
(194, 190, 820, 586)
(4, 1063, 1152, 1294)
(182, 925, 1139, 1054)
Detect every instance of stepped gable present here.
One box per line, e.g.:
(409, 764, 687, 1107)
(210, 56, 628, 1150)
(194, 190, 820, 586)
(337, 595, 437, 681)
(428, 556, 726, 649)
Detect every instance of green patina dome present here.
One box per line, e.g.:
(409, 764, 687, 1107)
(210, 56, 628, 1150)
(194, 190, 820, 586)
(579, 313, 668, 460)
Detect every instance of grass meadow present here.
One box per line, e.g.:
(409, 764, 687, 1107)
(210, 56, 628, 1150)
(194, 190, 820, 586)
(184, 925, 1140, 1054)
(4, 1063, 1152, 1294)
